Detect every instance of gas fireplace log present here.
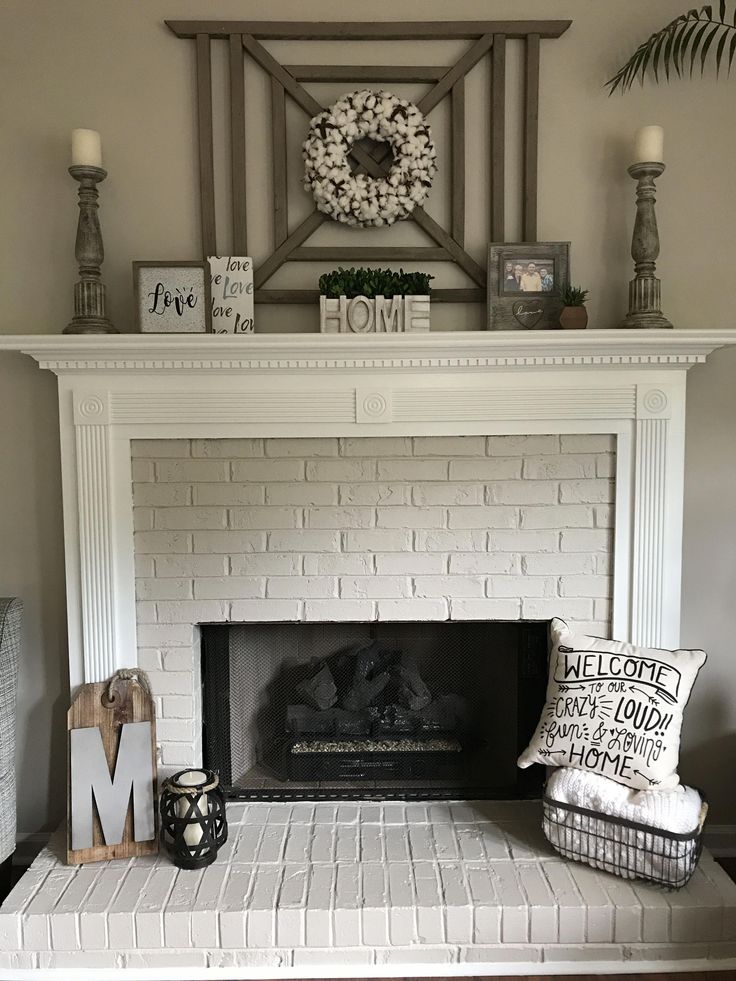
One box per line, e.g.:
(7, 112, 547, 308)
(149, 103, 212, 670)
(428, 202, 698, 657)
(296, 662, 337, 711)
(287, 704, 372, 737)
(341, 642, 391, 712)
(395, 651, 432, 711)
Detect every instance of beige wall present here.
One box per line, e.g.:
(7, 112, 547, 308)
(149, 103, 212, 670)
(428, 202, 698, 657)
(1, 0, 734, 833)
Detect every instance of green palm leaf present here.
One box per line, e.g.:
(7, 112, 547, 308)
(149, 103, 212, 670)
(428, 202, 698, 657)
(607, 2, 736, 92)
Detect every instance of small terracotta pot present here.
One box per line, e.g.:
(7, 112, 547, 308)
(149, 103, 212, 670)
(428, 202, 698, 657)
(560, 306, 588, 330)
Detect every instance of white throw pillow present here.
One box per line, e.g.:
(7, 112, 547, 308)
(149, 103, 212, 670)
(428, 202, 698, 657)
(518, 618, 706, 790)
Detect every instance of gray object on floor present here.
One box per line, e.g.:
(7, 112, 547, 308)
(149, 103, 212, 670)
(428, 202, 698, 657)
(0, 598, 22, 867)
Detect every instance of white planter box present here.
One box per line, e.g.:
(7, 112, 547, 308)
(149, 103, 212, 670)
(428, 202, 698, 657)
(320, 294, 430, 333)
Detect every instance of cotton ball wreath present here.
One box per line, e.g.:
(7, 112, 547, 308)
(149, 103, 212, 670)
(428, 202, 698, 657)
(303, 89, 437, 228)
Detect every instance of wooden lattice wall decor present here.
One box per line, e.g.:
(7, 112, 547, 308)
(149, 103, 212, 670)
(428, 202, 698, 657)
(166, 20, 571, 305)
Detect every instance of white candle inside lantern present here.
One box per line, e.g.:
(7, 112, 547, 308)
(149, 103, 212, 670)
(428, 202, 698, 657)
(632, 125, 664, 165)
(177, 769, 208, 847)
(71, 128, 103, 168)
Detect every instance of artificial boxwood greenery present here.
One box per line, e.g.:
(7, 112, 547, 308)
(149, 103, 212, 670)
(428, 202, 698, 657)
(319, 267, 434, 299)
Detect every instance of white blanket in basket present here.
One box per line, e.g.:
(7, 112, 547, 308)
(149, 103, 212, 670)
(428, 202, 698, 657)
(544, 767, 705, 882)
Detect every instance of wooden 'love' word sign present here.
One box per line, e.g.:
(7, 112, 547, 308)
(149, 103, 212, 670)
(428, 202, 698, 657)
(208, 256, 255, 334)
(67, 673, 158, 864)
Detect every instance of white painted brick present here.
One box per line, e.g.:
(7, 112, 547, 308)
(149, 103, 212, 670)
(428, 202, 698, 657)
(490, 529, 558, 552)
(156, 718, 195, 743)
(520, 505, 593, 529)
(194, 530, 266, 553)
(414, 576, 485, 598)
(193, 483, 265, 506)
(136, 867, 178, 948)
(191, 437, 263, 457)
(194, 577, 265, 599)
(415, 529, 486, 552)
(450, 598, 521, 620)
(266, 437, 338, 457)
(269, 530, 340, 552)
(131, 459, 154, 482)
(377, 506, 445, 529)
(154, 507, 227, 530)
(489, 434, 559, 455)
(594, 598, 612, 620)
(412, 482, 483, 506)
(306, 506, 374, 529)
(449, 553, 520, 575)
(266, 483, 337, 505)
(377, 459, 447, 481)
(160, 742, 197, 766)
(413, 435, 486, 456)
(487, 480, 558, 504)
(523, 552, 595, 575)
(232, 553, 302, 576)
(157, 460, 229, 482)
(232, 459, 304, 482)
(375, 553, 446, 575)
(137, 578, 193, 601)
(230, 507, 299, 529)
(466, 866, 500, 943)
(268, 577, 337, 599)
(341, 436, 412, 456)
(560, 529, 613, 552)
(448, 506, 518, 529)
(596, 553, 612, 574)
(134, 554, 155, 578)
(304, 600, 375, 621)
(597, 453, 616, 477)
(134, 483, 191, 507)
(132, 438, 190, 458)
(137, 624, 194, 647)
(344, 529, 411, 552)
(341, 576, 410, 599)
(133, 508, 154, 531)
(156, 554, 228, 577)
(147, 670, 196, 696)
(559, 575, 612, 598)
(307, 459, 375, 482)
(524, 455, 596, 479)
(161, 695, 195, 718)
(522, 597, 593, 620)
(595, 504, 614, 527)
(137, 648, 162, 671)
(491, 576, 557, 598)
(339, 483, 410, 506)
(438, 864, 473, 944)
(135, 599, 157, 624)
(303, 553, 372, 575)
(560, 434, 616, 453)
(377, 598, 448, 620)
(156, 600, 229, 623)
(559, 479, 614, 504)
(450, 458, 521, 480)
(377, 947, 455, 964)
(517, 863, 557, 943)
(135, 530, 191, 554)
(230, 599, 300, 621)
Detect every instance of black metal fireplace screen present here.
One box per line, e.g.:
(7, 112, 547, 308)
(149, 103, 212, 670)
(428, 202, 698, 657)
(201, 620, 547, 801)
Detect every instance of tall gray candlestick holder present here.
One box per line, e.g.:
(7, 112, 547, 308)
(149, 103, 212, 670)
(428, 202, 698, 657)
(620, 161, 672, 329)
(64, 165, 118, 334)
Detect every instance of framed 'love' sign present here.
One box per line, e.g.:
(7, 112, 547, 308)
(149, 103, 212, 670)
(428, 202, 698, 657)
(133, 261, 212, 333)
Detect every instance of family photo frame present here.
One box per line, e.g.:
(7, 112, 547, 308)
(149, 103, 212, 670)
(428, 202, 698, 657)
(487, 242, 570, 330)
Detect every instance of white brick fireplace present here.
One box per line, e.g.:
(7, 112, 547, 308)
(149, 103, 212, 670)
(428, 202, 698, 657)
(3, 329, 736, 977)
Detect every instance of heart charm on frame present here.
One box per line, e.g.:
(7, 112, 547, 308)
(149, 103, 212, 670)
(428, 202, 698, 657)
(512, 300, 545, 328)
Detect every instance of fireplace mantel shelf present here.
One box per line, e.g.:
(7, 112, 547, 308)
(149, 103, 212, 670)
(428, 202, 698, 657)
(2, 327, 736, 373)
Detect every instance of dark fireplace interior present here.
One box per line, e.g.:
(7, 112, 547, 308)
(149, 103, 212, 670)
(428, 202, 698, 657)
(201, 620, 547, 801)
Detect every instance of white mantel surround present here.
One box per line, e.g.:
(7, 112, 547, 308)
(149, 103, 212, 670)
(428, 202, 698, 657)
(3, 328, 735, 692)
(4, 329, 736, 978)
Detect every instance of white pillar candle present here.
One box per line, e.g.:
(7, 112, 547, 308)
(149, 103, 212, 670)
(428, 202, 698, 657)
(176, 769, 208, 847)
(632, 125, 664, 165)
(71, 128, 102, 168)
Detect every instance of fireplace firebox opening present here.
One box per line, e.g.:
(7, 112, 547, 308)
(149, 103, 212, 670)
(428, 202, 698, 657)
(202, 620, 547, 801)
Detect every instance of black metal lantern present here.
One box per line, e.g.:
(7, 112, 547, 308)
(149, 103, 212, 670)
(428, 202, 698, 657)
(159, 769, 227, 870)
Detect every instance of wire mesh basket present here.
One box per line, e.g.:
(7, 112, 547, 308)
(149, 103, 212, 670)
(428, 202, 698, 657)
(542, 792, 708, 889)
